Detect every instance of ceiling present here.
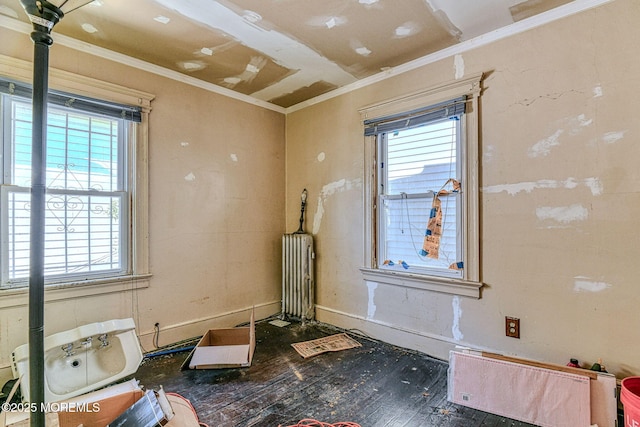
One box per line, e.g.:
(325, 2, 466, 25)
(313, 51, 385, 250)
(0, 0, 577, 109)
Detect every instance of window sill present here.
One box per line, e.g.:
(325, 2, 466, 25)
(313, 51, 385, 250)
(0, 274, 152, 309)
(360, 268, 482, 298)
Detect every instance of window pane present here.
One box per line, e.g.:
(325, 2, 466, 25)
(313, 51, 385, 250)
(382, 195, 458, 271)
(379, 117, 461, 275)
(2, 96, 127, 286)
(6, 189, 124, 281)
(386, 120, 457, 194)
(11, 102, 33, 187)
(44, 193, 122, 275)
(10, 101, 122, 192)
(6, 190, 31, 280)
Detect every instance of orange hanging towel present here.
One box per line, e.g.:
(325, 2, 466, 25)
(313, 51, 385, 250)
(420, 178, 460, 259)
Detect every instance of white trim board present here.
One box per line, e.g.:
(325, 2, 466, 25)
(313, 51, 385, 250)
(315, 304, 480, 361)
(0, 0, 614, 114)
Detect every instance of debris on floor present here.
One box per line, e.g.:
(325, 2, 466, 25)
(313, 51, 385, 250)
(269, 319, 292, 327)
(291, 333, 361, 358)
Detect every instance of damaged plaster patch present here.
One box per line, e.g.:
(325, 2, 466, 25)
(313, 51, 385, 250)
(528, 114, 592, 158)
(452, 296, 463, 341)
(593, 86, 603, 98)
(568, 114, 593, 135)
(573, 276, 612, 293)
(528, 130, 563, 158)
(184, 172, 196, 182)
(482, 177, 603, 196)
(230, 154, 238, 162)
(394, 21, 421, 38)
(366, 282, 377, 319)
(312, 178, 362, 234)
(536, 204, 588, 224)
(317, 152, 326, 162)
(81, 23, 98, 34)
(180, 141, 189, 147)
(483, 145, 495, 164)
(602, 131, 626, 144)
(454, 54, 464, 80)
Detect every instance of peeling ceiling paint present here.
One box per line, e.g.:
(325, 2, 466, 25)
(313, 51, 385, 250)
(0, 0, 594, 108)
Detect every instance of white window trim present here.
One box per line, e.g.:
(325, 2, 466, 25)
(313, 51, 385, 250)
(0, 53, 154, 304)
(359, 73, 483, 298)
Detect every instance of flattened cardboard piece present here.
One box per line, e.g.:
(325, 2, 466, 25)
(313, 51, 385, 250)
(291, 333, 361, 358)
(181, 308, 255, 370)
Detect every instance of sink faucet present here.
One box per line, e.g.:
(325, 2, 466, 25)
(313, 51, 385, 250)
(98, 333, 109, 348)
(61, 343, 74, 357)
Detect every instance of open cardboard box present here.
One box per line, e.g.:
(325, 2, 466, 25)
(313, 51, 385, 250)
(182, 309, 255, 370)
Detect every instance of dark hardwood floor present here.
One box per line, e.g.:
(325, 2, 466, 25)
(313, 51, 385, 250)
(134, 319, 538, 427)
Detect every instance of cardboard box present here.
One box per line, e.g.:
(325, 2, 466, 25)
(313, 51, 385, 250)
(2, 380, 201, 427)
(2, 380, 143, 427)
(182, 309, 255, 370)
(57, 380, 144, 427)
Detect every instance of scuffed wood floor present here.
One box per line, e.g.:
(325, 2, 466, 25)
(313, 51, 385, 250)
(134, 320, 537, 427)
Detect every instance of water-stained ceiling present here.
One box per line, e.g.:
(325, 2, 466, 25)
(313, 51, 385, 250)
(0, 0, 575, 108)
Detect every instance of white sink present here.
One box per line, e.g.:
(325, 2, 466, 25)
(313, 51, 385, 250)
(11, 318, 143, 402)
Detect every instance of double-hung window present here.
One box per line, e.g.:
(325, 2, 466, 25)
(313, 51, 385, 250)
(0, 64, 152, 291)
(360, 75, 483, 297)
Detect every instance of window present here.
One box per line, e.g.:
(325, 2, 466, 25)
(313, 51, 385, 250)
(377, 111, 463, 277)
(0, 59, 153, 292)
(360, 74, 483, 297)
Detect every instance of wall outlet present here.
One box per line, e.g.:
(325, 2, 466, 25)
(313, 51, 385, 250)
(505, 316, 520, 339)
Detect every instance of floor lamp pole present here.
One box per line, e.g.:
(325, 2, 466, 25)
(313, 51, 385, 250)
(27, 26, 53, 427)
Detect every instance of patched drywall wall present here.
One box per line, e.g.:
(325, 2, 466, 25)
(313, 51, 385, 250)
(286, 0, 640, 377)
(0, 26, 285, 384)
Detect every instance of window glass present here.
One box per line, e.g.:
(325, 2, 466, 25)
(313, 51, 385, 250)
(1, 96, 128, 287)
(377, 116, 463, 277)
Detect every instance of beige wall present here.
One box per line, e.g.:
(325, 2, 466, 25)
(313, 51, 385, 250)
(0, 0, 638, 388)
(286, 0, 640, 377)
(0, 27, 285, 384)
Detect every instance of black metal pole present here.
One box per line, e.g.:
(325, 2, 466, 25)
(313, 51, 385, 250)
(28, 27, 52, 427)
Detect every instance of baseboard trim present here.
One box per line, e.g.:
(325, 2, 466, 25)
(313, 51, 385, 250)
(137, 301, 281, 350)
(315, 304, 485, 361)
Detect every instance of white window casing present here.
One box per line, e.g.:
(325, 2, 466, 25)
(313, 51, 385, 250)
(0, 54, 153, 305)
(359, 73, 483, 298)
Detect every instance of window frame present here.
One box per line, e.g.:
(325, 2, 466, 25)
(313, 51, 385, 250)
(0, 53, 153, 300)
(359, 74, 483, 298)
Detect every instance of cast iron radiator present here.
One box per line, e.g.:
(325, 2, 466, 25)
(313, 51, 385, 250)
(281, 233, 315, 323)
